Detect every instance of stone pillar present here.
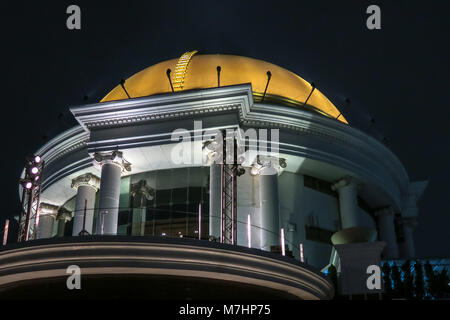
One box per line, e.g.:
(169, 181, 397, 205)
(375, 207, 399, 258)
(37, 203, 58, 239)
(93, 151, 131, 235)
(204, 138, 222, 241)
(71, 173, 100, 236)
(398, 217, 417, 259)
(130, 179, 154, 236)
(252, 155, 286, 252)
(209, 163, 222, 240)
(56, 207, 72, 237)
(332, 177, 360, 229)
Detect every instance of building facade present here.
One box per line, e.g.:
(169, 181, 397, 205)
(1, 52, 427, 299)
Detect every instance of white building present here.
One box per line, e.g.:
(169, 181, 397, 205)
(2, 52, 427, 299)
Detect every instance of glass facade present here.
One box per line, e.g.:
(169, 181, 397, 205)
(57, 167, 210, 239)
(117, 167, 210, 239)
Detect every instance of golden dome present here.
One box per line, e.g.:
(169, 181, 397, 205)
(101, 52, 347, 123)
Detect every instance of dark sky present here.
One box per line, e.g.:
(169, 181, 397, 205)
(1, 0, 448, 257)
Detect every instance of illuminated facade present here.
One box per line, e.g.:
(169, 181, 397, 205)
(0, 52, 427, 299)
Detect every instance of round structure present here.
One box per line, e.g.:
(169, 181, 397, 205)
(13, 51, 428, 299)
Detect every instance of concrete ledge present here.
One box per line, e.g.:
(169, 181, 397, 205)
(0, 236, 333, 300)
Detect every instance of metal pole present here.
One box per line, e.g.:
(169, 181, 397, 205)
(25, 187, 34, 241)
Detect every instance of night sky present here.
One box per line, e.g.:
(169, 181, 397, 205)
(1, 1, 448, 257)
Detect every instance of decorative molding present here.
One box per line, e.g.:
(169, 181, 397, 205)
(39, 202, 59, 218)
(27, 84, 411, 211)
(70, 84, 252, 131)
(35, 126, 89, 166)
(93, 151, 131, 173)
(250, 155, 287, 176)
(71, 173, 100, 191)
(331, 176, 361, 192)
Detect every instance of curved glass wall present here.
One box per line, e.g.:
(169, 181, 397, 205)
(54, 167, 320, 265)
(116, 167, 210, 239)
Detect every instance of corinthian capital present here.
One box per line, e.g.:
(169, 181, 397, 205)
(374, 206, 395, 218)
(331, 176, 361, 192)
(39, 202, 59, 218)
(131, 179, 155, 207)
(93, 151, 131, 172)
(71, 173, 101, 191)
(56, 207, 72, 222)
(250, 155, 287, 176)
(398, 217, 418, 229)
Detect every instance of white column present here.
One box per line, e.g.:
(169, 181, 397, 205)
(71, 173, 100, 236)
(204, 138, 223, 241)
(331, 177, 360, 229)
(130, 179, 154, 236)
(209, 163, 221, 240)
(399, 217, 417, 258)
(375, 207, 399, 258)
(93, 151, 131, 235)
(37, 203, 58, 239)
(252, 155, 286, 252)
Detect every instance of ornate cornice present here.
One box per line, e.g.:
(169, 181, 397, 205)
(27, 84, 411, 211)
(70, 85, 252, 130)
(35, 126, 89, 166)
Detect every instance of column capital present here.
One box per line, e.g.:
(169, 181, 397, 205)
(71, 173, 101, 191)
(56, 207, 72, 222)
(39, 202, 59, 218)
(93, 151, 131, 173)
(331, 176, 361, 192)
(398, 217, 417, 229)
(374, 206, 395, 218)
(131, 179, 155, 208)
(250, 155, 287, 176)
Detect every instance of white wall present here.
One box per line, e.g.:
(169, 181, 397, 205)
(279, 172, 340, 268)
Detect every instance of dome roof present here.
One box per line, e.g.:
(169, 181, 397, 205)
(101, 51, 347, 123)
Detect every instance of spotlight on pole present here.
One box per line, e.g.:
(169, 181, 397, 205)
(25, 181, 32, 189)
(34, 155, 41, 164)
(261, 71, 272, 103)
(216, 66, 221, 87)
(166, 69, 174, 93)
(30, 167, 39, 175)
